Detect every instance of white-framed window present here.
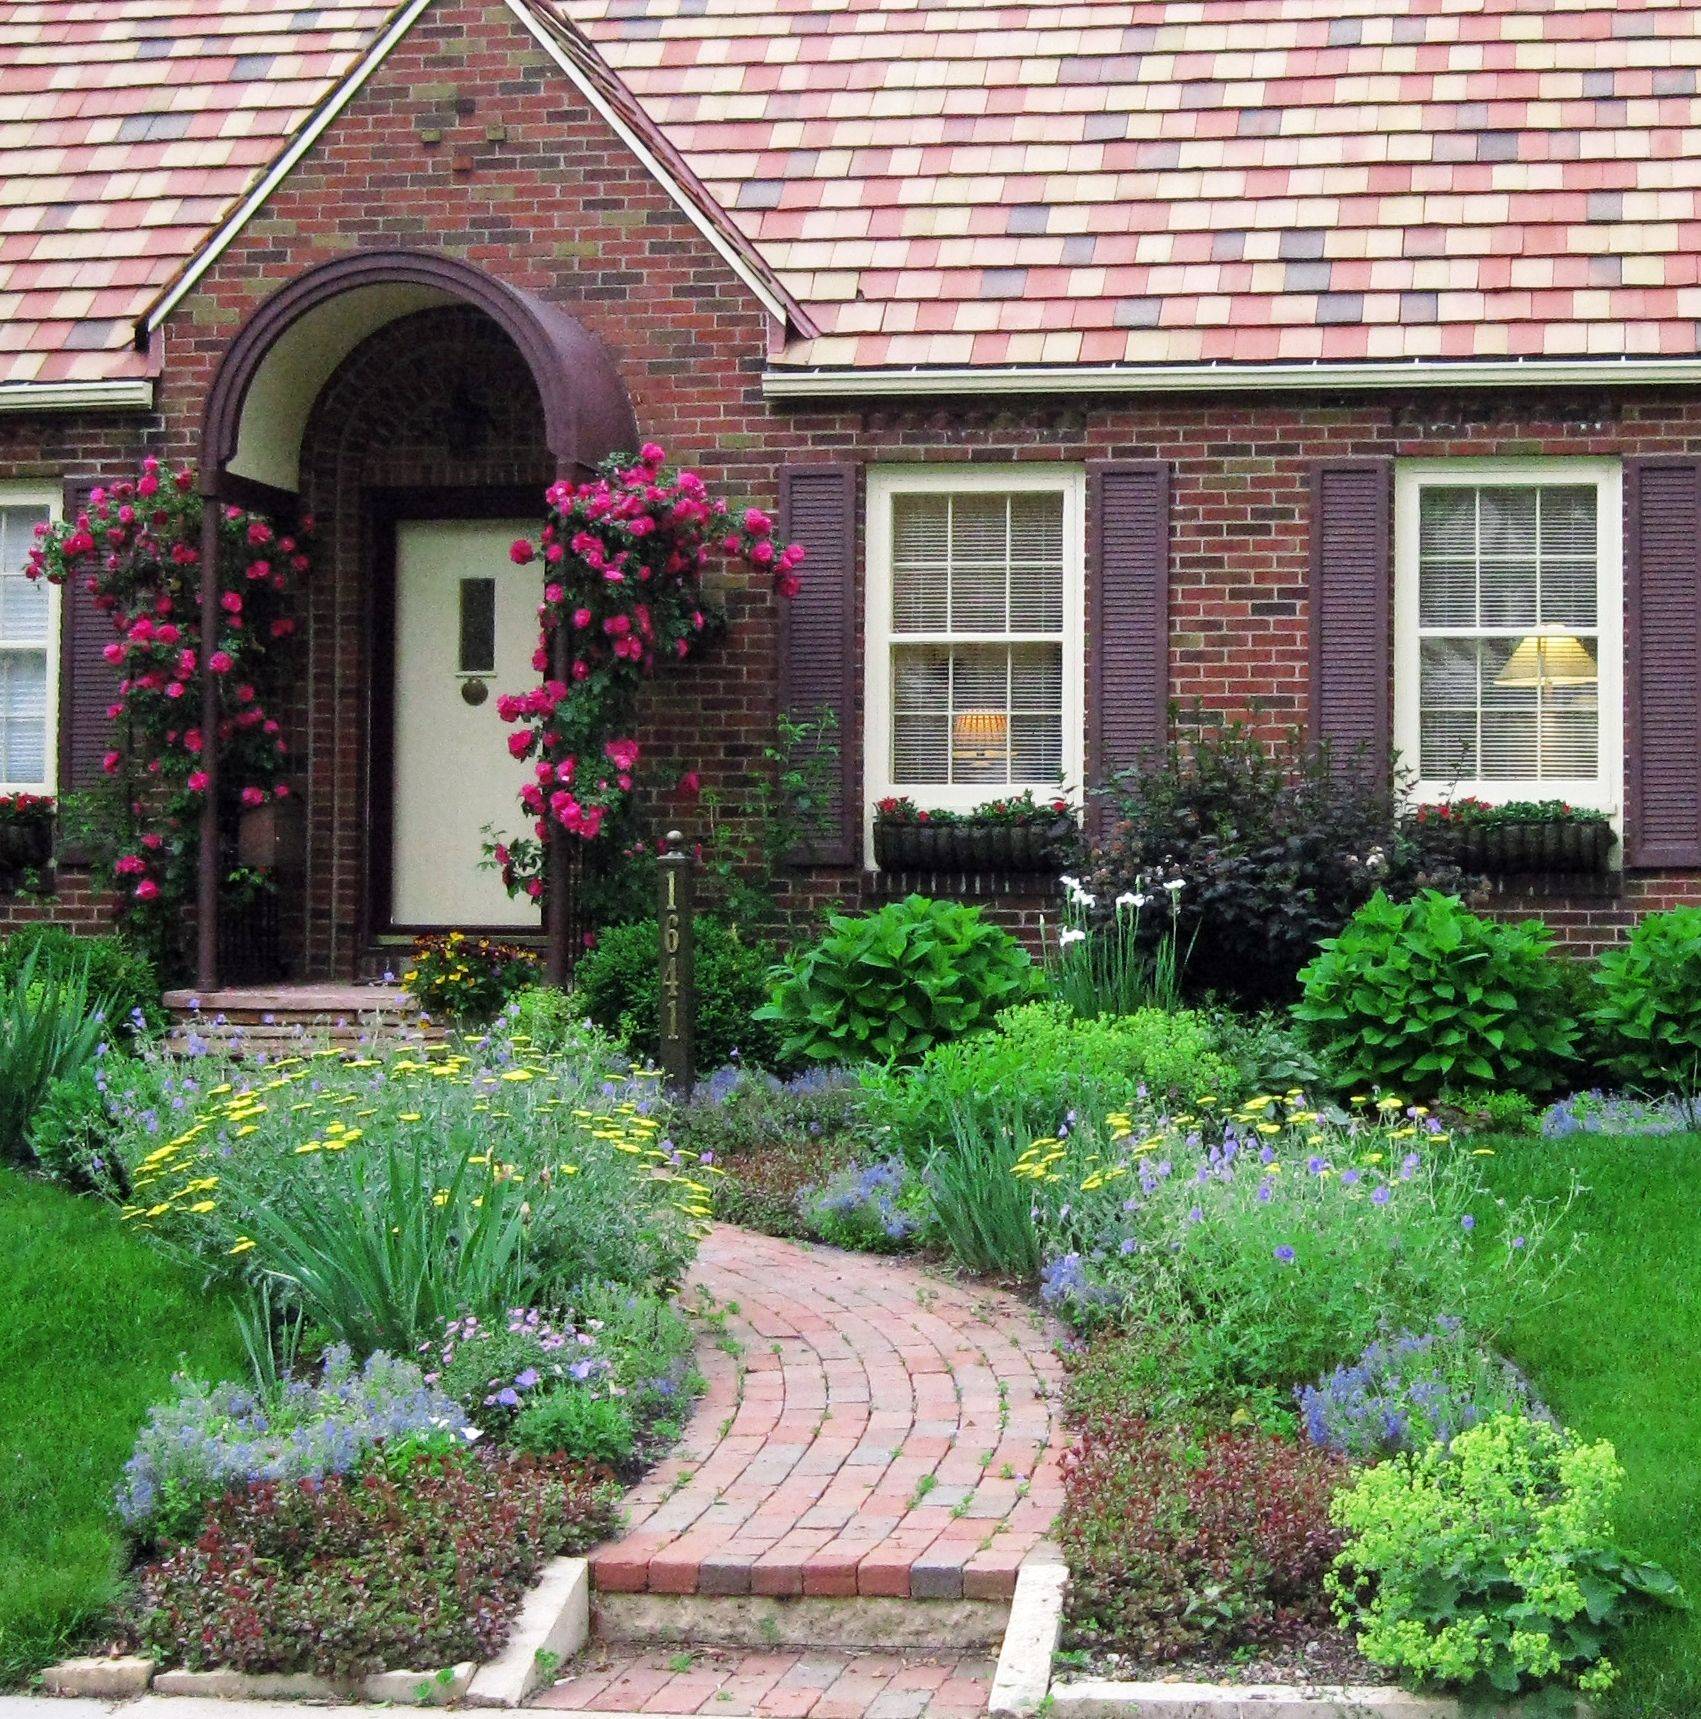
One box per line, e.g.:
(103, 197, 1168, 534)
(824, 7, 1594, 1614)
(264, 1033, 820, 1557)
(1393, 460, 1622, 815)
(864, 465, 1085, 857)
(0, 487, 59, 794)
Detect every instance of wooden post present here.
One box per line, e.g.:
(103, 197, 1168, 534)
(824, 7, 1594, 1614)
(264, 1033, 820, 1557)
(194, 492, 222, 993)
(658, 829, 695, 1098)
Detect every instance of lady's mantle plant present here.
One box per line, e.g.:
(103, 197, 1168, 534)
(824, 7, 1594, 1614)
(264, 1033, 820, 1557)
(1328, 1413, 1682, 1697)
(27, 459, 304, 946)
(490, 445, 802, 895)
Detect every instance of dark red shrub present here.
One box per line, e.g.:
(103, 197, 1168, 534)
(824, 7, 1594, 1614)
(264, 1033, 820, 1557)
(133, 1449, 619, 1680)
(1060, 1413, 1346, 1663)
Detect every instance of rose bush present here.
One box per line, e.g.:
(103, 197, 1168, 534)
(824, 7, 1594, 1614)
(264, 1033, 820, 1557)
(26, 460, 304, 955)
(489, 446, 800, 895)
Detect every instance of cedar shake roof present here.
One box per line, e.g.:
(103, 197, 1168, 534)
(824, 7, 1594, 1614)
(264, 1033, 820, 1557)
(9, 0, 1701, 386)
(0, 0, 394, 386)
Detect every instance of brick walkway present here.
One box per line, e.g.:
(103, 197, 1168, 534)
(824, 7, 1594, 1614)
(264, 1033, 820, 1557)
(533, 1646, 995, 1717)
(588, 1225, 1067, 1603)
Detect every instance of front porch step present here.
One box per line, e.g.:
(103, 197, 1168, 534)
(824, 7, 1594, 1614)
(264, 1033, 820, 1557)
(161, 983, 446, 1055)
(530, 1643, 997, 1716)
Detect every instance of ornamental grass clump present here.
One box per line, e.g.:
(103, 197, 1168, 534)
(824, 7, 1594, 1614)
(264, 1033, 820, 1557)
(0, 947, 110, 1162)
(117, 1346, 476, 1546)
(1329, 1414, 1683, 1697)
(103, 1037, 712, 1354)
(1020, 1092, 1578, 1392)
(1295, 889, 1577, 1099)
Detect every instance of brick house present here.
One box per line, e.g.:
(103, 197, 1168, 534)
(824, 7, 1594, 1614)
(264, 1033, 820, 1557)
(6, 0, 1701, 983)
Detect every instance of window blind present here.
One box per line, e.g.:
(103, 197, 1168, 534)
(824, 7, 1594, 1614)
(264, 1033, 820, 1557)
(888, 490, 1066, 786)
(0, 503, 51, 785)
(1415, 484, 1600, 784)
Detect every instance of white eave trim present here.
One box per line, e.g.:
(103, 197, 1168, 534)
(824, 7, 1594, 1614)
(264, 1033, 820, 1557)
(762, 354, 1701, 398)
(0, 378, 156, 413)
(500, 0, 792, 330)
(142, 0, 790, 339)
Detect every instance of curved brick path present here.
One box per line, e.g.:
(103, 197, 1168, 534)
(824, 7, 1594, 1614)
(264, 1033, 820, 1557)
(589, 1225, 1068, 1603)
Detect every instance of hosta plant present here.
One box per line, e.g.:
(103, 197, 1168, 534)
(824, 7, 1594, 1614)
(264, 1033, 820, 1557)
(1294, 890, 1575, 1098)
(1590, 905, 1701, 1093)
(756, 894, 1033, 1065)
(1329, 1413, 1682, 1697)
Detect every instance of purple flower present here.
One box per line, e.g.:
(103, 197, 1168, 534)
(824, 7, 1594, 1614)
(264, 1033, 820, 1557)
(1274, 1245, 1296, 1263)
(1372, 1185, 1392, 1206)
(514, 1368, 540, 1390)
(1460, 1214, 1476, 1231)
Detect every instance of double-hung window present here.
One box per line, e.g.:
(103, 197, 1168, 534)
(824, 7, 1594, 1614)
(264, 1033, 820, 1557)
(0, 492, 57, 793)
(864, 468, 1084, 851)
(1394, 462, 1621, 814)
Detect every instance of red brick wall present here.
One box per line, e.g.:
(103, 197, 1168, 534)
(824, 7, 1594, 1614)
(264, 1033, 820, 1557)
(14, 0, 1701, 962)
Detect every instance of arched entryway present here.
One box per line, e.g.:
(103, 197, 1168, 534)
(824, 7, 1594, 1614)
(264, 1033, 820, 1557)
(192, 250, 638, 989)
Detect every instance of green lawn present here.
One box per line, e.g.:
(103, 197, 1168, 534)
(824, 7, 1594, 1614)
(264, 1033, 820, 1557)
(1476, 1132, 1701, 1719)
(0, 1168, 246, 1685)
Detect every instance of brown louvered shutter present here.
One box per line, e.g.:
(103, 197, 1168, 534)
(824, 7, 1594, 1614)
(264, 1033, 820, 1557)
(58, 477, 123, 794)
(1308, 457, 1393, 782)
(1087, 461, 1170, 820)
(778, 462, 859, 865)
(1626, 457, 1701, 867)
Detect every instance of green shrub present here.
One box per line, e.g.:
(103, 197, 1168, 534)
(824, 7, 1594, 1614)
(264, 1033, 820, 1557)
(1591, 906, 1701, 1092)
(26, 1056, 132, 1187)
(573, 916, 785, 1071)
(501, 986, 615, 1057)
(0, 949, 110, 1162)
(510, 1387, 635, 1468)
(1329, 1414, 1682, 1697)
(0, 926, 162, 1037)
(757, 895, 1035, 1067)
(864, 1001, 1236, 1165)
(1294, 891, 1575, 1098)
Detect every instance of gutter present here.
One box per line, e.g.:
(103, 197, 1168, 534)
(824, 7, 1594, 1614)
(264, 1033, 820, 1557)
(0, 379, 156, 414)
(761, 354, 1701, 399)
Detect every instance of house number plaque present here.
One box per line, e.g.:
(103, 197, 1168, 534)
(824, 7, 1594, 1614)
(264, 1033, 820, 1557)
(658, 829, 695, 1098)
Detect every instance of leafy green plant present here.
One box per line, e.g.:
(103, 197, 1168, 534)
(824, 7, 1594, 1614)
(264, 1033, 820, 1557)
(510, 1387, 635, 1467)
(758, 895, 1035, 1066)
(0, 948, 110, 1162)
(403, 931, 539, 1024)
(0, 926, 162, 1036)
(1591, 906, 1701, 1095)
(1329, 1413, 1683, 1697)
(1294, 890, 1576, 1098)
(573, 915, 786, 1071)
(925, 1093, 1042, 1277)
(863, 1001, 1235, 1166)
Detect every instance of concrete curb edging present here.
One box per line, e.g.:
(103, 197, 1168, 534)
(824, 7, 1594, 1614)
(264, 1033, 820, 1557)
(989, 1558, 1068, 1717)
(465, 1557, 590, 1707)
(38, 1559, 589, 1711)
(1047, 1678, 1586, 1717)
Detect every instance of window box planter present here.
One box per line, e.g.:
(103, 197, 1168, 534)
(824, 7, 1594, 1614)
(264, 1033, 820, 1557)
(1409, 802, 1615, 877)
(874, 812, 1078, 874)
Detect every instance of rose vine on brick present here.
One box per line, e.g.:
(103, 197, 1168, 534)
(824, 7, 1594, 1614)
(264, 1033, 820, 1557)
(26, 459, 305, 934)
(489, 444, 801, 895)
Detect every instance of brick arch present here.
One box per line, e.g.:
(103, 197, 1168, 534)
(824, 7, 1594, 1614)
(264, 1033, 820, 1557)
(200, 248, 638, 495)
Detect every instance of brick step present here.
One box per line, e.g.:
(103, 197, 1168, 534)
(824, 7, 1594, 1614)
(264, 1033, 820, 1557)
(529, 1643, 996, 1717)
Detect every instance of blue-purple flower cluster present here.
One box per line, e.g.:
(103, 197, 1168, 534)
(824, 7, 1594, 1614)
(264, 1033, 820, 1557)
(117, 1345, 474, 1539)
(1542, 1089, 1699, 1138)
(422, 1306, 609, 1431)
(798, 1157, 922, 1252)
(1297, 1321, 1551, 1459)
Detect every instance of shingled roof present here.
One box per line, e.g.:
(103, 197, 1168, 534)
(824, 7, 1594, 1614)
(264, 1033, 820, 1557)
(8, 0, 1701, 389)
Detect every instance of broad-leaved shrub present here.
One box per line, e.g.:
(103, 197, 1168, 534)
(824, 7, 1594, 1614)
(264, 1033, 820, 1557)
(1591, 905, 1701, 1093)
(1295, 890, 1575, 1098)
(757, 895, 1033, 1065)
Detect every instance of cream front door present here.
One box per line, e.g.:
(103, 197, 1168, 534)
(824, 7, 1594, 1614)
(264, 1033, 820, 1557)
(391, 518, 541, 930)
